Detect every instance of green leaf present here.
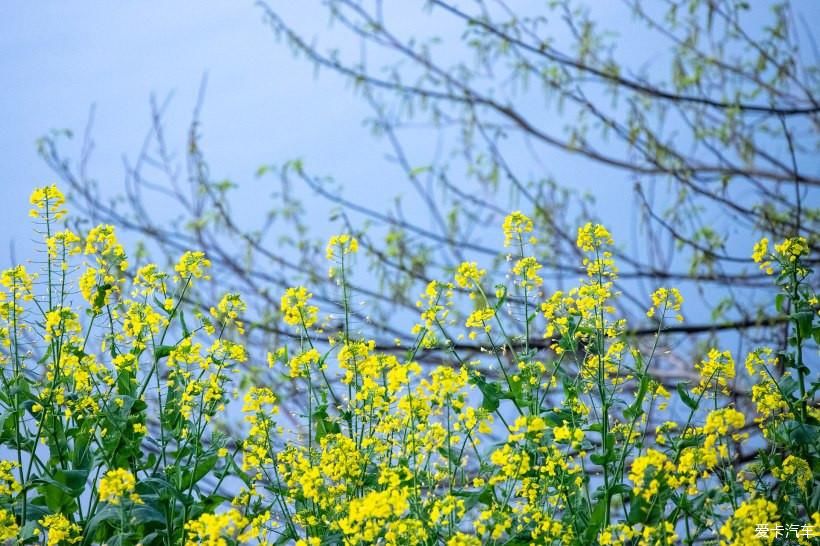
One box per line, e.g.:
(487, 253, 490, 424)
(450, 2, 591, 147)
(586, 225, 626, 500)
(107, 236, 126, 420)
(471, 375, 502, 413)
(37, 345, 53, 365)
(793, 310, 813, 339)
(624, 375, 649, 420)
(452, 487, 493, 511)
(409, 165, 431, 176)
(677, 383, 698, 410)
(782, 420, 819, 447)
(200, 494, 232, 512)
(154, 345, 174, 361)
(117, 370, 136, 396)
(437, 446, 462, 465)
(131, 503, 166, 525)
(33, 477, 75, 512)
(628, 491, 665, 525)
(180, 454, 219, 488)
(53, 468, 89, 494)
(590, 450, 613, 466)
(93, 283, 112, 310)
(588, 423, 604, 432)
(609, 483, 632, 497)
(312, 404, 341, 443)
(84, 505, 121, 538)
(17, 521, 40, 544)
(179, 309, 190, 338)
(583, 499, 608, 542)
(23, 497, 51, 523)
(775, 293, 785, 313)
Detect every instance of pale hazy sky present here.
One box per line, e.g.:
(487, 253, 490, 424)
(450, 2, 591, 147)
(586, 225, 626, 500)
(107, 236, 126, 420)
(2, 1, 818, 272)
(1, 1, 394, 265)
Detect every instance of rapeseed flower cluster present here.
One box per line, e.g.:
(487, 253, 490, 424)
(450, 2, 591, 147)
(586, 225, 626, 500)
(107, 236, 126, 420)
(39, 513, 81, 546)
(98, 468, 140, 505)
(454, 261, 485, 289)
(693, 348, 735, 395)
(646, 287, 684, 322)
(326, 234, 359, 260)
(29, 184, 67, 220)
(281, 286, 318, 328)
(0, 508, 20, 541)
(774, 455, 812, 491)
(175, 250, 212, 281)
(0, 462, 21, 497)
(719, 498, 779, 546)
(0, 187, 815, 546)
(502, 210, 536, 247)
(184, 509, 268, 545)
(80, 224, 129, 310)
(412, 279, 454, 347)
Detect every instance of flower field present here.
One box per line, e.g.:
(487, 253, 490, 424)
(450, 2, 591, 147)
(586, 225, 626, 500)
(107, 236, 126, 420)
(0, 185, 817, 545)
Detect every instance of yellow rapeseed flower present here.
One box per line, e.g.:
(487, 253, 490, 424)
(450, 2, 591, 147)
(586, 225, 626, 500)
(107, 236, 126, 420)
(751, 237, 773, 274)
(39, 513, 81, 546)
(465, 307, 494, 330)
(719, 498, 778, 546)
(646, 287, 684, 322)
(280, 286, 318, 328)
(184, 509, 250, 545)
(512, 256, 543, 288)
(576, 222, 613, 252)
(774, 236, 809, 261)
(326, 233, 359, 260)
(45, 229, 81, 260)
(29, 184, 67, 221)
(694, 348, 735, 395)
(175, 250, 212, 281)
(628, 449, 675, 502)
(98, 468, 140, 505)
(454, 261, 486, 289)
(0, 461, 22, 496)
(0, 508, 19, 541)
(774, 455, 811, 491)
(502, 211, 535, 247)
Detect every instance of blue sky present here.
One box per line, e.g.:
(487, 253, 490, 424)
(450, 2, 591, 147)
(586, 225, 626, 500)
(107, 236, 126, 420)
(1, 1, 394, 265)
(2, 1, 817, 277)
(1, 1, 645, 263)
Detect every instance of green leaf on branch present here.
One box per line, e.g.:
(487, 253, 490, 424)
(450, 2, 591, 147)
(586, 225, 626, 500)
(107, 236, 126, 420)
(677, 383, 698, 410)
